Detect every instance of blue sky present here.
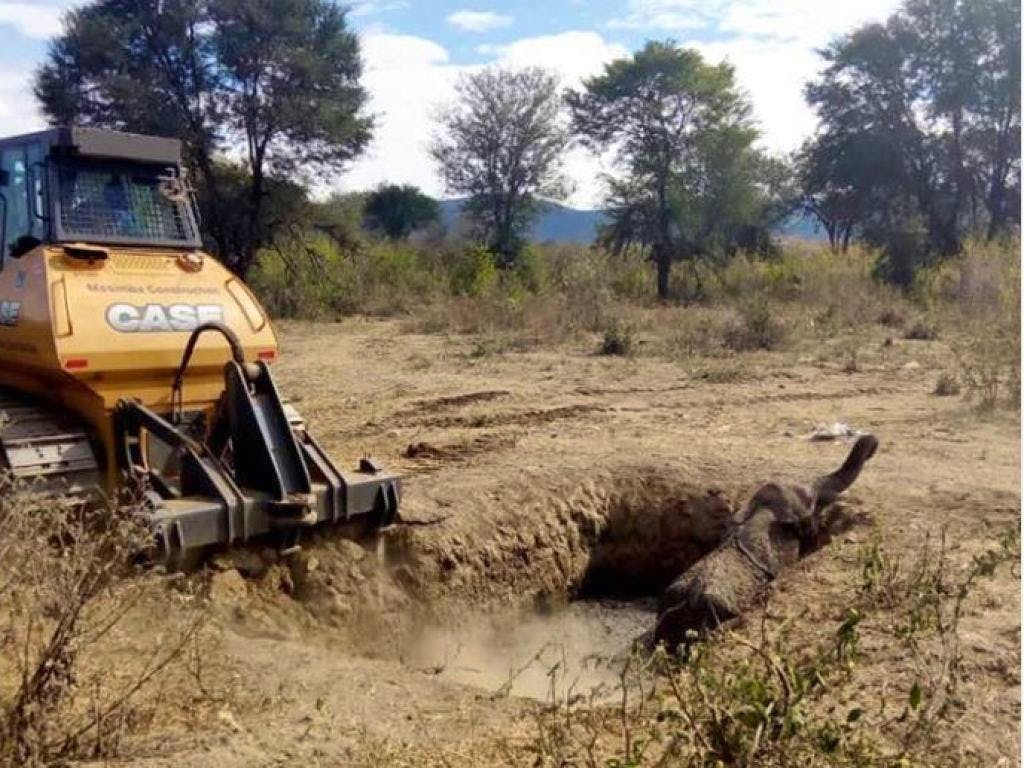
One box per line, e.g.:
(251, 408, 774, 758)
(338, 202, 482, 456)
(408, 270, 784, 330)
(0, 1, 902, 206)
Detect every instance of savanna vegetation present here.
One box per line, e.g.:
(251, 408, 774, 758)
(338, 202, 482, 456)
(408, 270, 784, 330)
(34, 0, 1019, 294)
(2, 0, 1017, 765)
(250, 230, 1020, 410)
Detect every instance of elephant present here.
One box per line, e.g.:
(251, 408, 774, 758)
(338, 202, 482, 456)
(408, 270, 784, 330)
(654, 434, 879, 651)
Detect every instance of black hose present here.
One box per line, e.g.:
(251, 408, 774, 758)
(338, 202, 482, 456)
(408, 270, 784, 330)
(171, 321, 245, 423)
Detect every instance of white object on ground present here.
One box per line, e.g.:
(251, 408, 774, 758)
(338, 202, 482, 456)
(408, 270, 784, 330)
(809, 422, 863, 441)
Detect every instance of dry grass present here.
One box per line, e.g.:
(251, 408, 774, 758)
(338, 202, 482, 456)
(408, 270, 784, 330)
(599, 321, 637, 356)
(935, 243, 1022, 411)
(0, 479, 208, 766)
(933, 371, 961, 397)
(253, 236, 1019, 404)
(722, 296, 787, 351)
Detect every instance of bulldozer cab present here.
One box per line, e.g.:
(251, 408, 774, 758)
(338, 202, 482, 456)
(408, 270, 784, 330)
(0, 127, 200, 267)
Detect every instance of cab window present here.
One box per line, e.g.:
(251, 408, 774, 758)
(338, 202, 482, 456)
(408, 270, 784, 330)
(25, 142, 46, 242)
(0, 145, 29, 266)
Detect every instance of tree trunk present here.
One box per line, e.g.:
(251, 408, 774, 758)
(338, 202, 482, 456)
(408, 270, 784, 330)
(655, 246, 671, 300)
(985, 117, 1012, 241)
(986, 184, 1008, 242)
(235, 243, 256, 281)
(654, 176, 672, 300)
(950, 109, 966, 245)
(235, 158, 266, 279)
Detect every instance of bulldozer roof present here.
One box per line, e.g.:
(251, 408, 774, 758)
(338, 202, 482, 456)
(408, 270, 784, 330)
(0, 126, 183, 166)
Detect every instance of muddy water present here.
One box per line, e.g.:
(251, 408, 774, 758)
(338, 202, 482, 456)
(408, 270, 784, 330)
(405, 599, 656, 702)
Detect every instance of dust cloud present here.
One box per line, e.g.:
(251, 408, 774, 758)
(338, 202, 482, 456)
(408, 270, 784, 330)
(402, 599, 656, 702)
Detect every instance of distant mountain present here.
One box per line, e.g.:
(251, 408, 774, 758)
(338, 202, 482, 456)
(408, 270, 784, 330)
(777, 211, 828, 241)
(438, 199, 825, 245)
(439, 199, 605, 244)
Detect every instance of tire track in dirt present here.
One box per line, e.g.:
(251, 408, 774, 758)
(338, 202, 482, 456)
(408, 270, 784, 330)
(573, 384, 692, 396)
(349, 394, 603, 437)
(396, 390, 512, 417)
(705, 385, 906, 408)
(401, 433, 520, 473)
(411, 404, 606, 430)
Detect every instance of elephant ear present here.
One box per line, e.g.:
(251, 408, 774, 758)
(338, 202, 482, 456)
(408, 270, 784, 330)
(812, 434, 879, 512)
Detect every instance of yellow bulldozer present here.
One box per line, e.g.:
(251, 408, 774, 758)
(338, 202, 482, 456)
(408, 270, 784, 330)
(0, 126, 399, 565)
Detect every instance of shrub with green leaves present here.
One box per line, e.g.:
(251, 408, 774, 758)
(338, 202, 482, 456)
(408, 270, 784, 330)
(724, 297, 786, 351)
(449, 245, 500, 298)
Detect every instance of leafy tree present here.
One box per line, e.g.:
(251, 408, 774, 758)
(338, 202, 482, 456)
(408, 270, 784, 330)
(199, 161, 312, 270)
(35, 0, 372, 277)
(363, 184, 440, 240)
(968, 0, 1022, 239)
(309, 192, 368, 253)
(568, 42, 782, 299)
(431, 67, 570, 266)
(797, 138, 868, 253)
(802, 0, 1020, 284)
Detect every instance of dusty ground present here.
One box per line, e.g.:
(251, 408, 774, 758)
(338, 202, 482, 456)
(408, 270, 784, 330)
(101, 317, 1018, 766)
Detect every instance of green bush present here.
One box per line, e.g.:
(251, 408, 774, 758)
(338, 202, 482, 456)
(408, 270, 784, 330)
(449, 245, 499, 297)
(512, 244, 549, 294)
(870, 222, 931, 288)
(245, 224, 1019, 374)
(248, 233, 443, 319)
(724, 296, 786, 351)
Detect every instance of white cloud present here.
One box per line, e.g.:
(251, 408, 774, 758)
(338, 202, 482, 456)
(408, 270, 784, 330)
(607, 0, 713, 31)
(478, 31, 627, 84)
(0, 1, 70, 39)
(0, 70, 45, 139)
(692, 39, 820, 154)
(717, 0, 902, 48)
(349, 0, 410, 18)
(336, 34, 460, 200)
(602, 0, 901, 157)
(0, 2, 80, 136)
(341, 31, 627, 207)
(446, 10, 513, 32)
(609, 0, 898, 37)
(362, 32, 450, 70)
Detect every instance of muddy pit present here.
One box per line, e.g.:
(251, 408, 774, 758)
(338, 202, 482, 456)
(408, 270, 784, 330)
(204, 465, 738, 701)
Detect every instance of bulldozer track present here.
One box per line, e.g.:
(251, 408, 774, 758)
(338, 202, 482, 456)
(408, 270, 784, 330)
(0, 390, 101, 493)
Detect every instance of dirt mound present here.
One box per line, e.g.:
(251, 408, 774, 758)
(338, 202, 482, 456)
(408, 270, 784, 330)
(404, 598, 657, 701)
(201, 463, 741, 661)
